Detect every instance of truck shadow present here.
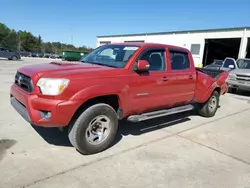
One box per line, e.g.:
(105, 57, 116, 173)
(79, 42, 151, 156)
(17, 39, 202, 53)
(31, 125, 72, 147)
(111, 112, 192, 148)
(31, 111, 193, 149)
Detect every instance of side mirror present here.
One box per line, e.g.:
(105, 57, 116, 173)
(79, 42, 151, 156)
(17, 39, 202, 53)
(228, 65, 235, 69)
(136, 60, 150, 72)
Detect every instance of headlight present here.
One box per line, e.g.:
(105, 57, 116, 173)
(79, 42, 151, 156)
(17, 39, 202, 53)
(37, 78, 69, 95)
(229, 73, 236, 78)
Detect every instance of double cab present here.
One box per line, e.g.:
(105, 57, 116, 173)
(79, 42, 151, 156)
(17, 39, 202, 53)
(10, 43, 229, 154)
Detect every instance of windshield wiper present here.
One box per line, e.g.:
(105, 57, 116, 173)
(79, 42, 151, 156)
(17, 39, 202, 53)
(91, 63, 117, 68)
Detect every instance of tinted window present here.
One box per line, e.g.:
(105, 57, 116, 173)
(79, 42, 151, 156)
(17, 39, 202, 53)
(223, 59, 235, 68)
(139, 50, 165, 71)
(190, 44, 200, 55)
(170, 51, 190, 70)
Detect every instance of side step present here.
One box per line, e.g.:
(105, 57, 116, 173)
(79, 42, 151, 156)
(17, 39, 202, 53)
(127, 104, 194, 122)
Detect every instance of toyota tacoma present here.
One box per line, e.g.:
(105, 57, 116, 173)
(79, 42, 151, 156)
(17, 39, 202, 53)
(10, 43, 229, 154)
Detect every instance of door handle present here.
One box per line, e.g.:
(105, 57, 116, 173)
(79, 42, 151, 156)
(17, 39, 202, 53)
(189, 75, 194, 79)
(161, 76, 168, 81)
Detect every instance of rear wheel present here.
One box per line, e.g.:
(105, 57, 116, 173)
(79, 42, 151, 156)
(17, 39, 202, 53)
(11, 55, 18, 60)
(196, 90, 219, 117)
(68, 103, 118, 155)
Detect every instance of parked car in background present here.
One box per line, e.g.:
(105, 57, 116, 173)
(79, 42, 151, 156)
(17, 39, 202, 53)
(37, 53, 44, 58)
(30, 52, 39, 57)
(18, 51, 32, 57)
(227, 58, 250, 93)
(220, 58, 238, 71)
(43, 53, 51, 58)
(204, 58, 237, 72)
(0, 47, 21, 60)
(204, 59, 224, 70)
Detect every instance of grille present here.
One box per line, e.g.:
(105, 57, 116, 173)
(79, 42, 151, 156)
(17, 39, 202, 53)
(236, 74, 250, 78)
(236, 74, 250, 81)
(15, 72, 33, 92)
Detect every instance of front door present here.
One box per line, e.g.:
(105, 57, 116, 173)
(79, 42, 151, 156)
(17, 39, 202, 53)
(221, 58, 237, 71)
(129, 48, 170, 114)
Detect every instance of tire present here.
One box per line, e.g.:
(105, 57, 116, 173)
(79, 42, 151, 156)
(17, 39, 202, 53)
(229, 87, 237, 94)
(68, 103, 118, 155)
(196, 90, 219, 117)
(11, 55, 18, 60)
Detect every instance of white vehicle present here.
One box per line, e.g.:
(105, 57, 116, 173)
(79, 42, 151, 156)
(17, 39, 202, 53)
(227, 58, 250, 93)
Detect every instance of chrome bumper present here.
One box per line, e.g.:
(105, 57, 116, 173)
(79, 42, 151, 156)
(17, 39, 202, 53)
(227, 79, 250, 91)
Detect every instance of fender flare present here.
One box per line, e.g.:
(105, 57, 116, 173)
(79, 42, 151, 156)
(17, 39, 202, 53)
(70, 84, 130, 111)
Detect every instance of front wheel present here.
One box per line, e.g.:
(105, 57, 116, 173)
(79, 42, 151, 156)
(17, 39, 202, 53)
(68, 103, 118, 155)
(196, 90, 219, 117)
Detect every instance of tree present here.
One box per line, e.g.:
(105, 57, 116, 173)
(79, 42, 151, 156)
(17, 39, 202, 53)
(0, 22, 94, 54)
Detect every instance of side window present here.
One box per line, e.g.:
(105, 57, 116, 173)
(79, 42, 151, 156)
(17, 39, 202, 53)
(139, 50, 166, 71)
(170, 51, 190, 70)
(223, 59, 235, 68)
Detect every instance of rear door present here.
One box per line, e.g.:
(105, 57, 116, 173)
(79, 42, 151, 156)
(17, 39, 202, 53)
(128, 47, 171, 113)
(165, 48, 196, 106)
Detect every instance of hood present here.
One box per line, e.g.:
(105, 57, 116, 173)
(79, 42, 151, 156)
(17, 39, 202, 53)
(230, 68, 250, 76)
(17, 61, 117, 78)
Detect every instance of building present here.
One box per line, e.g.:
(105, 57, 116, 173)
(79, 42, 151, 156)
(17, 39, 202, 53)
(96, 27, 250, 67)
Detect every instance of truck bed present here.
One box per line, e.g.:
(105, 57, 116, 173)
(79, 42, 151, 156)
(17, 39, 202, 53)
(196, 67, 225, 79)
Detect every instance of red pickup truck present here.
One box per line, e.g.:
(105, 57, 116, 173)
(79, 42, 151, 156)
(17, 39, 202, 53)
(10, 43, 229, 154)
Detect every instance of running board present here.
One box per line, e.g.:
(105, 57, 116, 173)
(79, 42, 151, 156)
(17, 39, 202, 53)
(127, 104, 194, 122)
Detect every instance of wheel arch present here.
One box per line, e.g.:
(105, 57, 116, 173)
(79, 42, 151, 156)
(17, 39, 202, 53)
(68, 94, 121, 127)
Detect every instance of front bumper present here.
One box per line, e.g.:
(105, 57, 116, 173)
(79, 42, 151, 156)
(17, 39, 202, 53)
(227, 79, 250, 91)
(10, 84, 81, 127)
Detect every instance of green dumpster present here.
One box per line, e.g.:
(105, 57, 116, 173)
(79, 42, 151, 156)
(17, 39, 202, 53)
(62, 51, 85, 61)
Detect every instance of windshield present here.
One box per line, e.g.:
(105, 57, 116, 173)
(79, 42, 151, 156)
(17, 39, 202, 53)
(236, 59, 250, 69)
(81, 44, 139, 68)
(213, 60, 223, 66)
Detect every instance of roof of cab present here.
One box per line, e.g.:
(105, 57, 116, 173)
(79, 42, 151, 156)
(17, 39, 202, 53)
(105, 42, 190, 52)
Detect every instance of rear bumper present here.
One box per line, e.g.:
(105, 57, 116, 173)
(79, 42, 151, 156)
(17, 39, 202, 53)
(10, 84, 81, 127)
(227, 80, 250, 91)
